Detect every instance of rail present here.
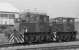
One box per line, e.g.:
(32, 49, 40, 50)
(0, 41, 79, 50)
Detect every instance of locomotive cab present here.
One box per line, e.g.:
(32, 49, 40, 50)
(50, 17, 77, 42)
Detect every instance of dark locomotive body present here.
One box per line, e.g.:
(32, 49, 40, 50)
(49, 17, 76, 42)
(19, 12, 77, 44)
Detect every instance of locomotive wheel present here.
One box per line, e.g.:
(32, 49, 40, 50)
(24, 36, 32, 44)
(58, 35, 62, 42)
(28, 35, 37, 44)
(24, 36, 29, 43)
(37, 35, 41, 42)
(63, 35, 68, 42)
(46, 35, 50, 42)
(40, 35, 44, 42)
(71, 34, 76, 41)
(27, 36, 32, 44)
(43, 35, 47, 42)
(65, 35, 71, 42)
(35, 35, 40, 43)
(30, 36, 36, 43)
(32, 36, 37, 42)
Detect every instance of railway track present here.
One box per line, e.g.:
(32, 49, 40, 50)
(0, 41, 79, 50)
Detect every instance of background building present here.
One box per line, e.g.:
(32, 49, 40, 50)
(0, 3, 19, 25)
(0, 3, 20, 44)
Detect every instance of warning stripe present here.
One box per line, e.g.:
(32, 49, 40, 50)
(8, 30, 24, 43)
(9, 35, 14, 43)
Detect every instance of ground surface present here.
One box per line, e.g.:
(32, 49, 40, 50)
(0, 41, 79, 50)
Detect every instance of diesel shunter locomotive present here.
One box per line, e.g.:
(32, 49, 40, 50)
(19, 12, 77, 44)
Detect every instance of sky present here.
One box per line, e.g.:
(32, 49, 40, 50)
(0, 0, 79, 18)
